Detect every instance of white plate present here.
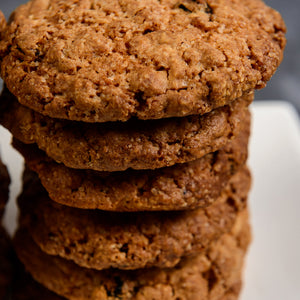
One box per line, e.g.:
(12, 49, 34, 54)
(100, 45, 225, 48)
(241, 101, 300, 300)
(1, 101, 300, 299)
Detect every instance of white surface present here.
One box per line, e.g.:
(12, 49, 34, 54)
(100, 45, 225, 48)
(241, 101, 300, 300)
(0, 126, 23, 236)
(1, 101, 300, 299)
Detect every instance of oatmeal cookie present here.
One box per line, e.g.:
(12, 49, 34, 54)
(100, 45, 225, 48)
(13, 117, 249, 211)
(0, 0, 285, 122)
(19, 167, 250, 270)
(14, 208, 251, 300)
(0, 88, 252, 171)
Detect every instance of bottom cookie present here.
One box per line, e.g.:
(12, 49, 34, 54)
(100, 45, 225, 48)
(14, 209, 251, 300)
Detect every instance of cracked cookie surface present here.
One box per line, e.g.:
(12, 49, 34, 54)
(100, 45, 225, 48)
(15, 208, 251, 300)
(18, 167, 250, 270)
(0, 0, 285, 122)
(13, 117, 249, 211)
(0, 88, 252, 171)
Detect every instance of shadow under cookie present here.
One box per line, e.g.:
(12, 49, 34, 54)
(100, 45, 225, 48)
(0, 227, 13, 299)
(12, 259, 65, 300)
(0, 156, 10, 218)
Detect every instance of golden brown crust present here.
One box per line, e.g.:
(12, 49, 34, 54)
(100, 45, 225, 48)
(0, 0, 285, 122)
(14, 209, 251, 300)
(18, 167, 251, 270)
(13, 116, 250, 211)
(0, 88, 252, 171)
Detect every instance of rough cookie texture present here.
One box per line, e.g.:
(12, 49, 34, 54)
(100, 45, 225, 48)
(0, 88, 252, 171)
(0, 0, 285, 122)
(19, 167, 250, 270)
(15, 209, 251, 300)
(0, 157, 10, 218)
(13, 118, 249, 211)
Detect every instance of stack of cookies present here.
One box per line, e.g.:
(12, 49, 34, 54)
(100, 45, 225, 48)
(1, 152, 60, 300)
(0, 0, 286, 299)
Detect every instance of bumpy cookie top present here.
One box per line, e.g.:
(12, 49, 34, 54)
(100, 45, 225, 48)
(0, 0, 285, 122)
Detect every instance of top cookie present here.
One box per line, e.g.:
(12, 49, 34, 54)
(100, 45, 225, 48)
(0, 0, 286, 123)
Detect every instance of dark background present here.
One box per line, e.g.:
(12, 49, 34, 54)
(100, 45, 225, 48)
(0, 0, 299, 113)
